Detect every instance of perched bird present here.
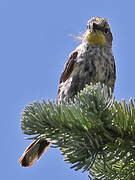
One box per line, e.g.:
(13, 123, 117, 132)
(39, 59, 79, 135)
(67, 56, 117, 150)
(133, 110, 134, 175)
(19, 17, 116, 167)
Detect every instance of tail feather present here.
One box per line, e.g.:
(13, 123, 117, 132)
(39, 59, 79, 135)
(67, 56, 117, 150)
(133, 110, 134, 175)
(19, 139, 51, 167)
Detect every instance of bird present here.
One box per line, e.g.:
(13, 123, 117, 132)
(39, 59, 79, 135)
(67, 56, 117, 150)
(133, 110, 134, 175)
(19, 17, 116, 167)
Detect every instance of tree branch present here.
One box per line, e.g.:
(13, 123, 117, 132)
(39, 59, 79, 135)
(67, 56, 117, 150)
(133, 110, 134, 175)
(20, 83, 135, 180)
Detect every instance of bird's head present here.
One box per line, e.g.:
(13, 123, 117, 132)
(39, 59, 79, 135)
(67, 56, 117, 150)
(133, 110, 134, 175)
(82, 17, 113, 48)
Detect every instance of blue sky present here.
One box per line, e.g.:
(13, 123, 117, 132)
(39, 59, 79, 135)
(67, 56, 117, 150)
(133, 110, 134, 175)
(1, 0, 135, 179)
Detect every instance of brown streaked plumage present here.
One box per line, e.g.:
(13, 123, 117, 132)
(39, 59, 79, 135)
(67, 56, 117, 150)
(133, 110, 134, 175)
(57, 17, 116, 102)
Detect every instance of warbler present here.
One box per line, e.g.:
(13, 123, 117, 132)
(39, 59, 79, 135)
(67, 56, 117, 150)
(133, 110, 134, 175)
(19, 17, 116, 167)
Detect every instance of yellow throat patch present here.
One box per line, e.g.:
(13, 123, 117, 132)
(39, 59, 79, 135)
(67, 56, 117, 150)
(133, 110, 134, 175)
(87, 32, 105, 46)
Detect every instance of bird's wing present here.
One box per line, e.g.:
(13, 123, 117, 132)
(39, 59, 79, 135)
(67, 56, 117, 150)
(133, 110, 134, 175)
(59, 51, 78, 83)
(57, 50, 78, 97)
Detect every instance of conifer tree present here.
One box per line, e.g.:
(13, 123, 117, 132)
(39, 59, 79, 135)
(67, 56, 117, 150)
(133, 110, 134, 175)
(20, 83, 135, 180)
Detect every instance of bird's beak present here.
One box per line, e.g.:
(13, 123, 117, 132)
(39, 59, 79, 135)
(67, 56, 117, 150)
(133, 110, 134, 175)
(93, 23, 102, 32)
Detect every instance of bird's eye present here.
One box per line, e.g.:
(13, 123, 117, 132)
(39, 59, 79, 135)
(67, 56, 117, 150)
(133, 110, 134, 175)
(104, 28, 109, 34)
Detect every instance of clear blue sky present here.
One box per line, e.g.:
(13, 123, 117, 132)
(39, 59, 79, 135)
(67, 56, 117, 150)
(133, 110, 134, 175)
(1, 0, 135, 179)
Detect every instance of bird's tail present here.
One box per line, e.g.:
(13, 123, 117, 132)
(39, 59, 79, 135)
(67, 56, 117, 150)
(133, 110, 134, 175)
(19, 139, 51, 167)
